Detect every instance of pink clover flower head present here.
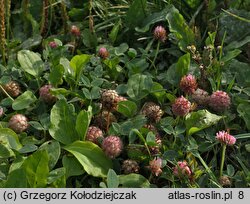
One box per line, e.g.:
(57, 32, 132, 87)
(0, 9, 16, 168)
(172, 96, 191, 116)
(98, 47, 109, 59)
(180, 74, 198, 94)
(216, 131, 236, 146)
(209, 91, 231, 112)
(173, 161, 192, 178)
(48, 41, 57, 48)
(153, 26, 167, 42)
(149, 157, 162, 176)
(101, 135, 123, 159)
(70, 25, 81, 37)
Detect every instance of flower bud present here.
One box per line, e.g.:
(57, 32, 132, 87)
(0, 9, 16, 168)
(153, 26, 167, 42)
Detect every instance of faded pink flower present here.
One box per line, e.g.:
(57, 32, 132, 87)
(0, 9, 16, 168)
(86, 126, 104, 145)
(98, 47, 109, 59)
(192, 88, 209, 106)
(48, 41, 57, 48)
(71, 25, 80, 37)
(39, 84, 57, 104)
(216, 131, 236, 146)
(180, 74, 198, 94)
(173, 161, 192, 178)
(149, 158, 162, 176)
(102, 135, 123, 158)
(172, 96, 191, 116)
(153, 26, 167, 42)
(8, 114, 29, 133)
(209, 91, 231, 112)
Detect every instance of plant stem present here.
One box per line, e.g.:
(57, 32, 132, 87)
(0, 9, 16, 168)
(0, 84, 14, 101)
(150, 41, 160, 72)
(220, 144, 227, 177)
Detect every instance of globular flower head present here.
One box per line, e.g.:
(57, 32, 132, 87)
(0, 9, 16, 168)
(122, 159, 140, 174)
(149, 135, 162, 156)
(173, 161, 192, 178)
(209, 91, 231, 112)
(8, 114, 29, 133)
(100, 89, 126, 111)
(153, 26, 167, 42)
(141, 102, 163, 123)
(180, 74, 198, 94)
(98, 47, 109, 59)
(3, 81, 21, 97)
(149, 158, 162, 176)
(39, 84, 57, 104)
(172, 96, 191, 116)
(70, 25, 80, 37)
(48, 41, 58, 48)
(219, 175, 231, 187)
(86, 126, 104, 145)
(191, 88, 209, 106)
(216, 131, 236, 146)
(102, 135, 123, 159)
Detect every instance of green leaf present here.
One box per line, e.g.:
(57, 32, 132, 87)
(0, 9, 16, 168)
(146, 131, 156, 146)
(127, 74, 153, 100)
(126, 58, 149, 75)
(60, 57, 73, 76)
(205, 32, 217, 46)
(234, 133, 250, 139)
(70, 54, 91, 79)
(166, 6, 195, 51)
(237, 103, 250, 130)
(225, 35, 250, 51)
(39, 140, 61, 170)
(28, 121, 44, 130)
(114, 43, 129, 56)
(107, 169, 119, 188)
(48, 64, 64, 86)
(162, 150, 179, 161)
(47, 168, 66, 188)
(76, 106, 92, 141)
(17, 50, 44, 77)
(22, 150, 49, 187)
(226, 59, 250, 87)
(5, 168, 27, 188)
(63, 141, 112, 178)
(150, 82, 166, 104)
(82, 29, 97, 48)
(245, 144, 250, 152)
(18, 144, 38, 154)
(185, 110, 223, 136)
(49, 99, 78, 145)
(19, 34, 42, 50)
(62, 155, 85, 178)
(109, 20, 121, 44)
(0, 143, 15, 158)
(227, 164, 235, 176)
(125, 0, 147, 28)
(136, 7, 172, 33)
(166, 53, 190, 86)
(176, 53, 190, 78)
(117, 100, 137, 118)
(222, 49, 242, 63)
(0, 128, 22, 150)
(12, 90, 37, 110)
(119, 174, 150, 187)
(120, 115, 147, 135)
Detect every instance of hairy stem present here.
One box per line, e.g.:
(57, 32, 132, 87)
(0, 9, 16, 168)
(220, 144, 227, 178)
